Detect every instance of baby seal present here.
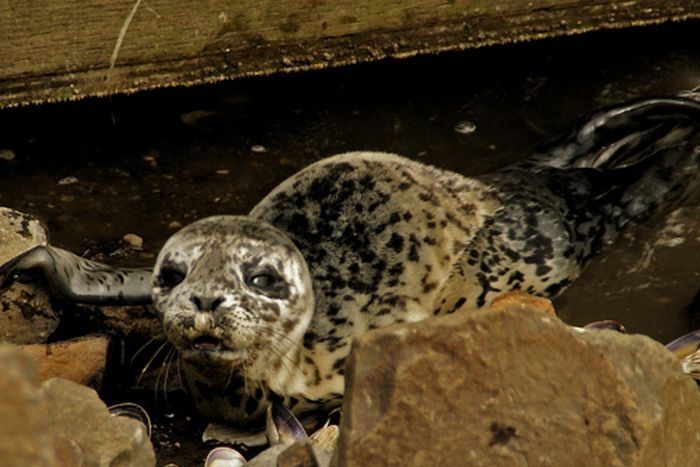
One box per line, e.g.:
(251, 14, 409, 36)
(1, 96, 699, 425)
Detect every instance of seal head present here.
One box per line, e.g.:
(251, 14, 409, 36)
(151, 216, 314, 382)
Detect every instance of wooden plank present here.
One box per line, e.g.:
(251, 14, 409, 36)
(0, 0, 697, 108)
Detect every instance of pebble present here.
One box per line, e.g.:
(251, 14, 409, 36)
(143, 155, 158, 169)
(168, 221, 183, 229)
(58, 176, 79, 186)
(122, 233, 144, 249)
(0, 149, 16, 161)
(454, 120, 477, 134)
(251, 145, 268, 153)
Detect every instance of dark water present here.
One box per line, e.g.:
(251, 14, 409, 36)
(1, 20, 699, 464)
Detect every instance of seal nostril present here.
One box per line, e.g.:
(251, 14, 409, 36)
(191, 295, 225, 312)
(191, 295, 203, 311)
(210, 297, 225, 311)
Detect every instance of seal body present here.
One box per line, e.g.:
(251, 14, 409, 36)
(1, 96, 699, 425)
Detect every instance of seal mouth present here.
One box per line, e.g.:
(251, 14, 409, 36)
(183, 334, 247, 368)
(192, 335, 224, 351)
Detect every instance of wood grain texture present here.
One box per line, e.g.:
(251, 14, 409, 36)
(0, 0, 697, 107)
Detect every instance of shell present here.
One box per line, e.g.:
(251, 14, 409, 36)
(204, 446, 247, 467)
(681, 349, 700, 381)
(582, 320, 628, 333)
(266, 403, 308, 446)
(107, 402, 152, 438)
(665, 329, 700, 359)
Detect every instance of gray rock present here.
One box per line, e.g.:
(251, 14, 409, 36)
(277, 441, 319, 467)
(247, 443, 289, 467)
(309, 424, 339, 466)
(42, 378, 155, 466)
(0, 207, 58, 344)
(333, 300, 700, 467)
(0, 344, 156, 467)
(0, 345, 56, 466)
(0, 207, 48, 265)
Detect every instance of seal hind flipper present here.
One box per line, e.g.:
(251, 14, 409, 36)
(0, 245, 152, 305)
(523, 96, 700, 170)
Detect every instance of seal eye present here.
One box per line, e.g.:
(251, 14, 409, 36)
(158, 265, 187, 289)
(250, 273, 276, 289)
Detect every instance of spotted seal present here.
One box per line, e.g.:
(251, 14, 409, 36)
(1, 96, 699, 425)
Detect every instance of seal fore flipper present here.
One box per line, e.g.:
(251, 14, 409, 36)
(0, 245, 153, 305)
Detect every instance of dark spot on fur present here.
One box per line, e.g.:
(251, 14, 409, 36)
(386, 233, 404, 253)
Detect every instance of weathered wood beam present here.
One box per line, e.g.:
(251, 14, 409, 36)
(0, 0, 697, 108)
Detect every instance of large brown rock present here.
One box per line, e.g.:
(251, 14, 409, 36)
(0, 345, 55, 466)
(42, 378, 155, 466)
(20, 335, 109, 387)
(0, 344, 155, 467)
(0, 207, 58, 344)
(333, 302, 700, 466)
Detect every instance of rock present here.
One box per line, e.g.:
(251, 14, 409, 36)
(309, 424, 339, 452)
(72, 303, 161, 337)
(0, 149, 16, 161)
(577, 330, 700, 466)
(0, 207, 48, 264)
(121, 233, 144, 249)
(0, 344, 156, 467)
(0, 207, 58, 344)
(0, 282, 59, 344)
(247, 443, 289, 467)
(43, 377, 155, 466)
(277, 441, 319, 467)
(309, 425, 339, 467)
(0, 345, 55, 466)
(20, 335, 109, 387)
(333, 301, 700, 466)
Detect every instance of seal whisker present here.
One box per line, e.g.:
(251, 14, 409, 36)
(255, 326, 305, 353)
(253, 326, 306, 374)
(224, 365, 236, 391)
(175, 351, 185, 390)
(153, 347, 172, 403)
(136, 340, 170, 387)
(260, 340, 304, 384)
(162, 347, 178, 405)
(130, 334, 166, 367)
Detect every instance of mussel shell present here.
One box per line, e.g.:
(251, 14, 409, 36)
(107, 402, 152, 438)
(266, 402, 308, 446)
(665, 329, 700, 359)
(204, 446, 247, 467)
(582, 320, 628, 333)
(681, 349, 700, 381)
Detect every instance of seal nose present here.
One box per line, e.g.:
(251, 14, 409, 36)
(191, 295, 225, 312)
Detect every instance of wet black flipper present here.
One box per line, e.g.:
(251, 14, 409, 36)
(0, 245, 153, 305)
